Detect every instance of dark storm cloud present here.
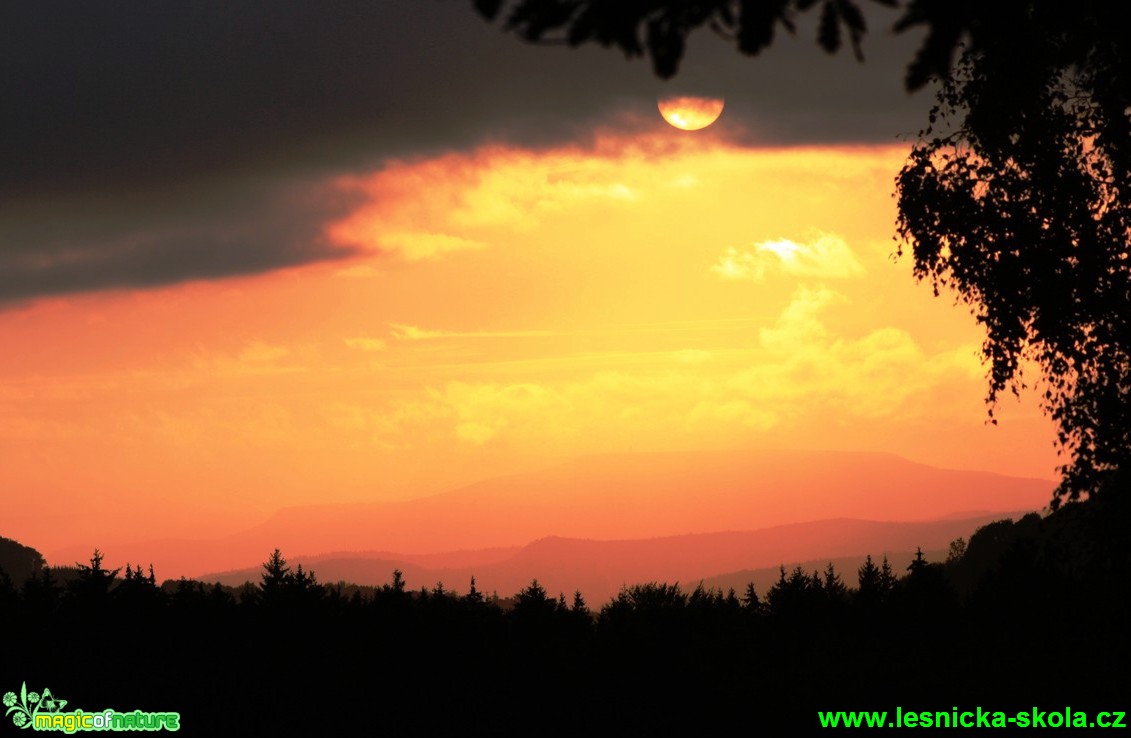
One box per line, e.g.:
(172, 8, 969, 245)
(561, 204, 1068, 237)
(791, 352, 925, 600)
(0, 179, 362, 305)
(0, 0, 926, 304)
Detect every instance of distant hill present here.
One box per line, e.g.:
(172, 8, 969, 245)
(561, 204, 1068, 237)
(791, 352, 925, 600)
(198, 513, 1017, 603)
(50, 449, 1051, 577)
(46, 445, 1049, 578)
(242, 450, 1050, 552)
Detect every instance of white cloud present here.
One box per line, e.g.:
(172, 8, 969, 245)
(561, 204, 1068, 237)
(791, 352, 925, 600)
(712, 232, 865, 282)
(723, 287, 982, 420)
(758, 285, 842, 352)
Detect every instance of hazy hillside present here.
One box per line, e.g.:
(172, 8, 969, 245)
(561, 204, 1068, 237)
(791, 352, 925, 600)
(244, 450, 1049, 552)
(199, 513, 1015, 603)
(48, 449, 1049, 577)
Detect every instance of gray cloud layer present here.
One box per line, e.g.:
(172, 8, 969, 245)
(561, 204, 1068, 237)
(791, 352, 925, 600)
(1, 0, 927, 304)
(0, 179, 361, 304)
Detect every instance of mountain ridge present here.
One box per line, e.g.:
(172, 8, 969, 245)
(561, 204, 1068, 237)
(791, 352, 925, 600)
(196, 512, 1025, 603)
(45, 448, 1051, 578)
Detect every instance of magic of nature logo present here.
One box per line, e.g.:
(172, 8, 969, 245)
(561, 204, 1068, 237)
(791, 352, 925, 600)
(4, 683, 179, 732)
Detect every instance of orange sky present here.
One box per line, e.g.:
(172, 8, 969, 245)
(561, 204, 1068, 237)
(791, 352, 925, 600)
(1, 130, 1059, 561)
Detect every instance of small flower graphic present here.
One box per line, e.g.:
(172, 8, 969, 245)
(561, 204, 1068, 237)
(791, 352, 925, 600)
(2, 693, 15, 708)
(26, 693, 38, 704)
(12, 712, 27, 727)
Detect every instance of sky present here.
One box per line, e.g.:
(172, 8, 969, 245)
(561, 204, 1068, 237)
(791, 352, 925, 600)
(1, 1, 1059, 561)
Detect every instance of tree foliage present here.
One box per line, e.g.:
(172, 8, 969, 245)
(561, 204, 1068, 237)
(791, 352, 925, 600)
(0, 536, 46, 586)
(70, 549, 121, 600)
(260, 548, 291, 596)
(471, 0, 1014, 92)
(472, 1, 1131, 507)
(896, 12, 1131, 504)
(256, 548, 322, 605)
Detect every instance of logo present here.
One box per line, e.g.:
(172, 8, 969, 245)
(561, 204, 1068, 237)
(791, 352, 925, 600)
(4, 683, 179, 733)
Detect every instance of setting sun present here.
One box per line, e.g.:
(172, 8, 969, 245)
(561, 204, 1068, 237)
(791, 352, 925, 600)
(658, 95, 726, 130)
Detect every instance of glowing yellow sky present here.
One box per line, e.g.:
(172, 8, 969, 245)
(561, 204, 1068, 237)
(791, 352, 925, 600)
(0, 133, 1058, 554)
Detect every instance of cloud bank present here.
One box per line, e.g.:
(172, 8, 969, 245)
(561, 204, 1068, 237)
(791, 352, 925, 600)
(1, 1, 927, 304)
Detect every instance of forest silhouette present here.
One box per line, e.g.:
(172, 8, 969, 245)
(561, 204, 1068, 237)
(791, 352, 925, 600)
(2, 497, 1127, 731)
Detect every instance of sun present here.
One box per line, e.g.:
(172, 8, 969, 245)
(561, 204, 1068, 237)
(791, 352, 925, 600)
(657, 96, 725, 131)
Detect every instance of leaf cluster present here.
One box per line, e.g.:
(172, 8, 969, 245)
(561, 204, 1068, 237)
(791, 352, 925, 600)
(896, 8, 1131, 504)
(471, 0, 1019, 91)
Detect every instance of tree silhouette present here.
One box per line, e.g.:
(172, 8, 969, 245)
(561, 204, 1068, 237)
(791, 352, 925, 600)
(471, 2, 1126, 99)
(767, 565, 823, 619)
(898, 547, 958, 617)
(822, 562, 849, 605)
(571, 590, 589, 617)
(116, 562, 162, 612)
(896, 22, 1131, 505)
(511, 578, 566, 638)
(471, 0, 970, 89)
(0, 536, 46, 585)
(946, 537, 967, 564)
(0, 568, 17, 612)
(741, 581, 760, 610)
(513, 578, 557, 616)
(605, 582, 689, 616)
(258, 548, 292, 605)
(289, 563, 325, 603)
(22, 565, 62, 616)
(0, 527, 1123, 731)
(472, 1, 1131, 509)
(855, 554, 888, 613)
(465, 575, 484, 604)
(906, 547, 928, 575)
(879, 555, 897, 595)
(69, 549, 121, 602)
(857, 554, 880, 589)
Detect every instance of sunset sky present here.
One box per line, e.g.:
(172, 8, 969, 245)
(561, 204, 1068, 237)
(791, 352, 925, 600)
(2, 2, 1058, 565)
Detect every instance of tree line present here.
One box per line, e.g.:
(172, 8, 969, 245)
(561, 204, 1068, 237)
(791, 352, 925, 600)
(1, 496, 1127, 732)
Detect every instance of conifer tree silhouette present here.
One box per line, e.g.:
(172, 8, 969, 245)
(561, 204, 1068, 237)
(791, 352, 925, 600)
(741, 581, 761, 614)
(70, 549, 121, 602)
